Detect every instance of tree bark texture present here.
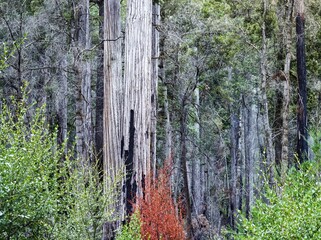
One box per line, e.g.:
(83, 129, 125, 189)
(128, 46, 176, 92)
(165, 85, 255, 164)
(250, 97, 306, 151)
(159, 35, 172, 161)
(296, 2, 308, 163)
(103, 0, 123, 217)
(57, 56, 68, 153)
(243, 96, 259, 219)
(229, 112, 239, 230)
(95, 0, 104, 177)
(151, 3, 160, 177)
(74, 0, 92, 165)
(180, 101, 192, 239)
(122, 0, 152, 213)
(192, 85, 203, 216)
(281, 0, 293, 180)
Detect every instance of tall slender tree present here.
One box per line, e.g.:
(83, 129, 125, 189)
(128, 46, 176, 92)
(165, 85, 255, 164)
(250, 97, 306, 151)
(260, 0, 275, 186)
(73, 0, 92, 164)
(296, 0, 308, 163)
(281, 0, 294, 180)
(151, 2, 160, 177)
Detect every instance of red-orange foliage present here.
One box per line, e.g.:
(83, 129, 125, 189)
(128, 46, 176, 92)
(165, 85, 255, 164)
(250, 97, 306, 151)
(135, 161, 186, 240)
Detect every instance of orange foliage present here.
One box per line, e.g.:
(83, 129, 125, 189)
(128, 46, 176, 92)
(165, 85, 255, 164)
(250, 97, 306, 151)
(135, 161, 186, 240)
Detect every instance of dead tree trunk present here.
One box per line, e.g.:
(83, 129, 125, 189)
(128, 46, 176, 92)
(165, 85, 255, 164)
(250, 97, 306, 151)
(95, 0, 104, 177)
(243, 94, 259, 218)
(296, 0, 308, 163)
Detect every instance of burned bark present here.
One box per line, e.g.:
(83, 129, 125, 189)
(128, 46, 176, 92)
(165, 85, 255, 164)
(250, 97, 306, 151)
(296, 4, 308, 163)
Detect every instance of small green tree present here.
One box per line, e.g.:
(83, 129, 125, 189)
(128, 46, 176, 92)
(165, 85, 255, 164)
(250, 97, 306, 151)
(116, 211, 142, 240)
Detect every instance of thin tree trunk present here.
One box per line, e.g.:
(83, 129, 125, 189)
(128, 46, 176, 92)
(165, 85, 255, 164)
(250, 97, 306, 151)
(57, 56, 68, 154)
(151, 3, 160, 177)
(296, 0, 308, 163)
(193, 84, 202, 216)
(261, 0, 275, 186)
(74, 0, 92, 165)
(281, 0, 294, 179)
(95, 0, 104, 177)
(159, 34, 172, 161)
(180, 100, 192, 239)
(244, 94, 259, 218)
(274, 90, 283, 168)
(229, 111, 239, 230)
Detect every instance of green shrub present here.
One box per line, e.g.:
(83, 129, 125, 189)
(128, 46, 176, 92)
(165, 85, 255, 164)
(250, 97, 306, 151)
(116, 211, 142, 240)
(233, 156, 321, 239)
(0, 95, 117, 239)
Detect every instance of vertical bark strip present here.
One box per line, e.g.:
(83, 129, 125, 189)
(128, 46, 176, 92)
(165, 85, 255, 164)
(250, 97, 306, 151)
(193, 84, 202, 216)
(151, 3, 160, 177)
(96, 0, 104, 177)
(123, 0, 152, 212)
(296, 1, 308, 163)
(57, 56, 68, 152)
(243, 95, 258, 219)
(74, 0, 92, 165)
(230, 112, 239, 229)
(103, 0, 123, 217)
(281, 0, 294, 180)
(125, 110, 136, 215)
(180, 101, 192, 239)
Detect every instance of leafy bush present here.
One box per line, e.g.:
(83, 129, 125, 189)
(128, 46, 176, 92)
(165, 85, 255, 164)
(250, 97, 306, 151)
(233, 158, 321, 239)
(0, 95, 117, 239)
(116, 211, 142, 240)
(137, 162, 186, 240)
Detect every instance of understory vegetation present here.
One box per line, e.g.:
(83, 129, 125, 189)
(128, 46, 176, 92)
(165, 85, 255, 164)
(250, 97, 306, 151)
(0, 95, 116, 240)
(233, 137, 321, 239)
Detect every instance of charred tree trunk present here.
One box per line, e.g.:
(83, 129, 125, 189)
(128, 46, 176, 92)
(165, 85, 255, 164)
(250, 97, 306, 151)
(296, 1, 308, 163)
(95, 0, 104, 177)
